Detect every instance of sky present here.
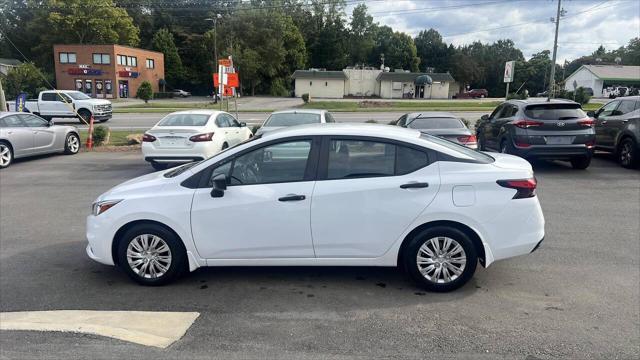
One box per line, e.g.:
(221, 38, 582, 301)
(346, 0, 640, 63)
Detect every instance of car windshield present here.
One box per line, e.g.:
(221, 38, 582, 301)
(524, 104, 586, 120)
(264, 113, 321, 127)
(408, 117, 465, 129)
(420, 133, 494, 163)
(66, 91, 91, 100)
(157, 114, 210, 127)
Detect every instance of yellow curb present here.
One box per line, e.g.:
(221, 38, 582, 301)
(0, 310, 200, 348)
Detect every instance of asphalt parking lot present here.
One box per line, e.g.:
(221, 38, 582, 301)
(0, 151, 638, 359)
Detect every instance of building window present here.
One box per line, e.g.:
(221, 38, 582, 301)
(59, 52, 76, 64)
(117, 55, 126, 65)
(146, 59, 155, 69)
(92, 53, 110, 64)
(127, 56, 137, 67)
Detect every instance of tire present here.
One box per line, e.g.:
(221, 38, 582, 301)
(403, 226, 478, 292)
(78, 109, 91, 124)
(477, 133, 486, 151)
(0, 141, 13, 169)
(151, 162, 167, 171)
(117, 224, 187, 286)
(570, 155, 591, 169)
(64, 133, 80, 155)
(617, 138, 638, 168)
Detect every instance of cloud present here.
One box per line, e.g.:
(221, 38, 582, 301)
(347, 0, 640, 63)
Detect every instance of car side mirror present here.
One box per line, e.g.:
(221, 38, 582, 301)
(239, 122, 246, 127)
(481, 114, 489, 121)
(611, 110, 623, 116)
(586, 110, 596, 118)
(210, 174, 227, 198)
(46, 120, 53, 127)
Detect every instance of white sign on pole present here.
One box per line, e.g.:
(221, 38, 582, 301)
(504, 61, 515, 83)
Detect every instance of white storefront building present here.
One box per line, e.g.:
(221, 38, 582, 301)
(564, 65, 640, 96)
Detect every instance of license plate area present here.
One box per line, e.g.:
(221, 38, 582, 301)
(159, 136, 188, 147)
(545, 136, 574, 145)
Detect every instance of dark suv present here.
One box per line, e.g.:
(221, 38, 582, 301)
(476, 99, 596, 169)
(589, 96, 640, 168)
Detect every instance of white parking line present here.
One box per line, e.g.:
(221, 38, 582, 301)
(0, 310, 199, 348)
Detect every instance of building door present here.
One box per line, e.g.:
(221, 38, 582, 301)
(105, 80, 113, 99)
(118, 80, 129, 98)
(95, 80, 104, 98)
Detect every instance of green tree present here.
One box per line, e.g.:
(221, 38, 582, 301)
(370, 26, 419, 71)
(151, 28, 184, 86)
(450, 52, 483, 92)
(136, 81, 153, 103)
(0, 62, 50, 99)
(415, 29, 451, 72)
(349, 4, 375, 65)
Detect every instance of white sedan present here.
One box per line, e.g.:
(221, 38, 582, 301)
(87, 124, 545, 292)
(142, 110, 252, 170)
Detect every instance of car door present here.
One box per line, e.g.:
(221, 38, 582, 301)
(226, 114, 244, 144)
(310, 137, 440, 258)
(19, 114, 57, 153)
(190, 137, 320, 259)
(594, 100, 621, 149)
(483, 104, 508, 150)
(39, 92, 69, 116)
(609, 100, 637, 147)
(214, 114, 233, 144)
(0, 115, 34, 157)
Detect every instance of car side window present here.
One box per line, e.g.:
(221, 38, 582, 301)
(215, 115, 230, 128)
(396, 145, 430, 174)
(324, 112, 335, 123)
(396, 115, 406, 126)
(19, 114, 48, 127)
(598, 101, 620, 117)
(227, 115, 241, 127)
(489, 105, 504, 119)
(327, 140, 396, 179)
(217, 140, 312, 186)
(41, 93, 57, 101)
(0, 115, 25, 127)
(617, 100, 636, 115)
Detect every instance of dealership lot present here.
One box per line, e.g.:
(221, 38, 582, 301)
(0, 151, 638, 359)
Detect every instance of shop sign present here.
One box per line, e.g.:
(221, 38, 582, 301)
(118, 71, 139, 78)
(68, 68, 102, 76)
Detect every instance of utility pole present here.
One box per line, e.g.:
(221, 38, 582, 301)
(548, 0, 563, 101)
(0, 77, 6, 112)
(206, 14, 222, 103)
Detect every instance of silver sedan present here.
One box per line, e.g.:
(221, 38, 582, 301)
(0, 112, 81, 169)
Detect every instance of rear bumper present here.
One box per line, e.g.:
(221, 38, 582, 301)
(145, 156, 204, 163)
(142, 142, 216, 164)
(512, 144, 594, 159)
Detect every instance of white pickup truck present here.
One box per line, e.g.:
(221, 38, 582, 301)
(9, 90, 112, 123)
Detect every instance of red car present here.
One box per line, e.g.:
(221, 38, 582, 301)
(454, 89, 489, 99)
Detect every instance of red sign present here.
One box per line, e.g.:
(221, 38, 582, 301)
(118, 71, 139, 78)
(218, 59, 231, 67)
(213, 73, 239, 88)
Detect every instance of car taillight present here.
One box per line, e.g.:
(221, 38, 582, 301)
(189, 132, 215, 142)
(585, 138, 596, 148)
(497, 178, 537, 199)
(142, 133, 156, 142)
(457, 135, 477, 145)
(577, 118, 595, 127)
(513, 120, 544, 128)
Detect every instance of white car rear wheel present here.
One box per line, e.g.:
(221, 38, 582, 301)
(0, 142, 13, 169)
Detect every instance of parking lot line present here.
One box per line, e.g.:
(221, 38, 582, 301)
(0, 310, 200, 348)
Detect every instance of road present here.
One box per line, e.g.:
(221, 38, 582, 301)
(0, 151, 638, 359)
(53, 112, 487, 130)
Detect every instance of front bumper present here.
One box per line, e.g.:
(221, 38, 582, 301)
(86, 214, 116, 266)
(93, 113, 112, 121)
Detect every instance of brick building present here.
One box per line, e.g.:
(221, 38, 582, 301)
(53, 44, 164, 99)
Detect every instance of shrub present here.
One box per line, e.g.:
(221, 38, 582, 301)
(555, 87, 590, 105)
(136, 81, 153, 103)
(301, 93, 310, 103)
(92, 125, 108, 145)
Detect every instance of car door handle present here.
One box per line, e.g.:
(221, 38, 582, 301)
(278, 194, 306, 202)
(400, 182, 429, 189)
(601, 120, 608, 125)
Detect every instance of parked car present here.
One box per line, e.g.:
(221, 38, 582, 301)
(475, 99, 596, 169)
(454, 89, 488, 99)
(589, 96, 640, 168)
(172, 89, 191, 98)
(8, 90, 112, 123)
(0, 112, 80, 169)
(254, 109, 335, 136)
(141, 110, 253, 170)
(395, 112, 477, 149)
(87, 123, 545, 292)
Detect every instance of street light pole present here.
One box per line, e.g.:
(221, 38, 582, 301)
(206, 14, 222, 104)
(548, 0, 562, 101)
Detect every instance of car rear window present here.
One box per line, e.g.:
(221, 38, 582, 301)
(265, 113, 321, 127)
(524, 104, 586, 120)
(408, 117, 465, 129)
(158, 114, 210, 127)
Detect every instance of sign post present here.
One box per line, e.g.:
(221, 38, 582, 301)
(504, 61, 515, 99)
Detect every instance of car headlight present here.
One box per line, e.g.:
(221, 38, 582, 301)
(92, 199, 122, 216)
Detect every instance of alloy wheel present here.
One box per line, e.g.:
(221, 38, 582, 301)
(620, 142, 632, 166)
(0, 144, 11, 167)
(67, 135, 80, 153)
(416, 236, 467, 284)
(126, 234, 172, 279)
